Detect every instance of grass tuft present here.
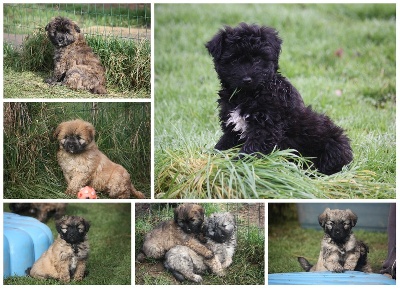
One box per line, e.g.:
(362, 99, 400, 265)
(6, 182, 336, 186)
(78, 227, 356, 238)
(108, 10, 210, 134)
(156, 147, 395, 199)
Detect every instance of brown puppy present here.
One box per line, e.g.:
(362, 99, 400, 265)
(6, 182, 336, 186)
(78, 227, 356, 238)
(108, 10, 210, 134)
(298, 208, 372, 273)
(45, 16, 107, 94)
(54, 119, 145, 199)
(27, 216, 90, 282)
(9, 203, 67, 222)
(136, 204, 215, 262)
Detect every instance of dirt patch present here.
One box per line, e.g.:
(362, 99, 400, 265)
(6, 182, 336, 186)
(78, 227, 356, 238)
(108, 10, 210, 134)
(4, 26, 150, 48)
(4, 33, 26, 48)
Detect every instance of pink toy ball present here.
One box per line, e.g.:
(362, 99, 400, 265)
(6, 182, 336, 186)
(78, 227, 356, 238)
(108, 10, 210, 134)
(77, 186, 98, 199)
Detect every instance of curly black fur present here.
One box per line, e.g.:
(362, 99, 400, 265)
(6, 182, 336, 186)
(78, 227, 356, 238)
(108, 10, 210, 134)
(206, 23, 353, 175)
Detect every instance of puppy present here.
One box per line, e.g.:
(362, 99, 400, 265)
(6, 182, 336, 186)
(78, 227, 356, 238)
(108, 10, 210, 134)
(164, 212, 237, 282)
(298, 208, 372, 273)
(206, 23, 352, 175)
(45, 16, 107, 94)
(54, 119, 145, 199)
(9, 203, 67, 222)
(27, 216, 90, 282)
(136, 204, 215, 262)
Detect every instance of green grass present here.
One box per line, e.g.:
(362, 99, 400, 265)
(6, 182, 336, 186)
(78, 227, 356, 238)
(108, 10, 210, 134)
(135, 203, 265, 285)
(4, 102, 151, 199)
(3, 203, 131, 285)
(154, 4, 395, 199)
(268, 204, 388, 274)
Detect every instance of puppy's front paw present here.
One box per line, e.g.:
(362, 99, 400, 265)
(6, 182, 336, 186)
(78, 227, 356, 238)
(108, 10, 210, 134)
(332, 265, 344, 273)
(215, 269, 226, 277)
(204, 251, 214, 259)
(192, 274, 203, 283)
(44, 77, 57, 85)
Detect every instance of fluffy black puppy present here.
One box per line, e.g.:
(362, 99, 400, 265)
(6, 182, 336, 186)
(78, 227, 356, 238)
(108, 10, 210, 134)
(206, 23, 353, 175)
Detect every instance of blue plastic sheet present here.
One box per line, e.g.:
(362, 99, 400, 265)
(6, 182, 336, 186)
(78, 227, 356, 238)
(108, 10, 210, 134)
(268, 271, 396, 285)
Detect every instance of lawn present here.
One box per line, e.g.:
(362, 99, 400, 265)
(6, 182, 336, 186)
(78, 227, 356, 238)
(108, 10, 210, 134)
(4, 68, 150, 99)
(3, 203, 132, 285)
(135, 203, 265, 285)
(154, 4, 395, 199)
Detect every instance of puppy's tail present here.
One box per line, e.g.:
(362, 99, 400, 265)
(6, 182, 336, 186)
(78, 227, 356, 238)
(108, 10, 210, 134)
(91, 85, 107, 95)
(25, 267, 32, 276)
(298, 257, 313, 272)
(130, 184, 145, 199)
(136, 251, 147, 263)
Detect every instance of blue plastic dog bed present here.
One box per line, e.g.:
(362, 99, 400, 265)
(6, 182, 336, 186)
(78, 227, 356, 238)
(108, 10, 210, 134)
(268, 271, 396, 285)
(3, 212, 53, 278)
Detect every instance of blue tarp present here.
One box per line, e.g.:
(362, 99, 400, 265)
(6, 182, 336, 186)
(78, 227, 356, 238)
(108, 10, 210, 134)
(268, 271, 396, 285)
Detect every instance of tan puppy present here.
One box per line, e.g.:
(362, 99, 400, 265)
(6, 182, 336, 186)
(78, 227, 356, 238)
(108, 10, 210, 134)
(54, 119, 145, 199)
(27, 216, 90, 282)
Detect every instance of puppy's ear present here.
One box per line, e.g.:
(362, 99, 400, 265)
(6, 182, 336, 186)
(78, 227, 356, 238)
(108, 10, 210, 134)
(73, 22, 81, 33)
(205, 29, 226, 60)
(198, 206, 205, 219)
(45, 23, 50, 32)
(260, 26, 282, 59)
(55, 216, 66, 235)
(318, 208, 330, 227)
(346, 209, 358, 227)
(84, 219, 91, 233)
(173, 206, 180, 222)
(85, 122, 95, 142)
(53, 123, 62, 139)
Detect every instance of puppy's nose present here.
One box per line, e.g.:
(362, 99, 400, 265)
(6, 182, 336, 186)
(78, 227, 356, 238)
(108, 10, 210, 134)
(243, 76, 252, 84)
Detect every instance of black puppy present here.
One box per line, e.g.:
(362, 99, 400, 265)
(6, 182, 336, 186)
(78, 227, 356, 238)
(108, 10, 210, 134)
(206, 23, 353, 175)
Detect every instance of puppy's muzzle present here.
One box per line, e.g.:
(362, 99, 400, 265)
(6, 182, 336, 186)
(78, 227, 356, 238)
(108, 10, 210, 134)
(61, 227, 86, 244)
(63, 137, 85, 154)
